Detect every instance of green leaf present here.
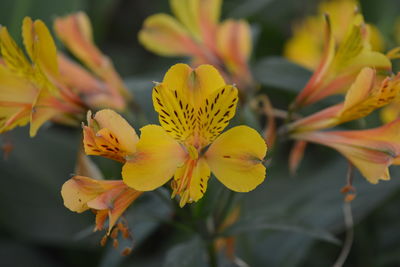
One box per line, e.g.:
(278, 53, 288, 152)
(0, 0, 87, 41)
(163, 237, 207, 267)
(253, 57, 312, 92)
(235, 152, 400, 266)
(223, 217, 340, 245)
(0, 126, 97, 246)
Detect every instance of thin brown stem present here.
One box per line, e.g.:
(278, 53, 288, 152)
(333, 163, 355, 267)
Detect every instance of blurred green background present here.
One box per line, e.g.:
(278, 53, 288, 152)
(1, 0, 400, 266)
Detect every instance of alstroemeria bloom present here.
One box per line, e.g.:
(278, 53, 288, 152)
(63, 109, 142, 242)
(288, 67, 400, 132)
(0, 14, 131, 136)
(54, 12, 131, 110)
(138, 0, 254, 90)
(0, 18, 85, 136)
(122, 64, 267, 207)
(62, 176, 141, 233)
(292, 119, 400, 184)
(285, 0, 384, 70)
(291, 13, 391, 109)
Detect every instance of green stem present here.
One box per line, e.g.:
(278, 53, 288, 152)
(207, 241, 218, 267)
(216, 190, 235, 229)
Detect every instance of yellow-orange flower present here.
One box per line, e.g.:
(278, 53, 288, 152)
(54, 12, 131, 110)
(0, 18, 85, 136)
(284, 0, 384, 70)
(292, 119, 400, 184)
(83, 109, 139, 162)
(63, 109, 142, 240)
(289, 67, 400, 132)
(122, 64, 267, 207)
(138, 0, 254, 90)
(0, 14, 131, 136)
(62, 176, 141, 233)
(291, 13, 391, 109)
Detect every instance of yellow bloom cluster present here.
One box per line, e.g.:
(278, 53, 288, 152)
(138, 0, 254, 91)
(62, 63, 267, 240)
(284, 1, 400, 184)
(0, 13, 130, 136)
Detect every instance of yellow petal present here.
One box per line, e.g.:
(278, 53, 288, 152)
(122, 125, 186, 191)
(23, 17, 60, 79)
(161, 63, 225, 107)
(61, 176, 112, 213)
(0, 65, 36, 103)
(367, 24, 384, 52)
(339, 70, 400, 123)
(0, 26, 32, 77)
(380, 101, 400, 123)
(153, 64, 235, 145)
(83, 109, 139, 161)
(172, 158, 211, 206)
(153, 83, 195, 142)
(0, 106, 31, 134)
(188, 158, 210, 202)
(205, 126, 267, 192)
(284, 0, 385, 70)
(138, 14, 196, 56)
(341, 67, 376, 112)
(284, 16, 324, 70)
(93, 109, 139, 153)
(29, 89, 62, 137)
(170, 0, 200, 39)
(198, 85, 238, 145)
(331, 14, 391, 74)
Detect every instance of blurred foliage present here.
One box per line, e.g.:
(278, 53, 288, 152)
(1, 0, 400, 266)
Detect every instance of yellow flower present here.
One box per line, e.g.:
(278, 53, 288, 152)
(379, 18, 400, 123)
(289, 67, 400, 132)
(284, 0, 384, 70)
(0, 18, 85, 136)
(138, 0, 254, 90)
(0, 14, 131, 136)
(61, 175, 141, 233)
(122, 64, 267, 207)
(291, 13, 391, 109)
(54, 12, 131, 110)
(292, 119, 400, 184)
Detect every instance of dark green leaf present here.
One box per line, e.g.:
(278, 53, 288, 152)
(253, 57, 312, 92)
(163, 237, 207, 267)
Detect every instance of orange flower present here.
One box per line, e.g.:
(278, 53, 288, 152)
(61, 176, 141, 233)
(284, 0, 384, 70)
(138, 0, 254, 90)
(83, 109, 139, 162)
(0, 18, 85, 136)
(289, 68, 400, 132)
(292, 119, 400, 183)
(291, 14, 391, 109)
(54, 12, 131, 110)
(0, 14, 131, 136)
